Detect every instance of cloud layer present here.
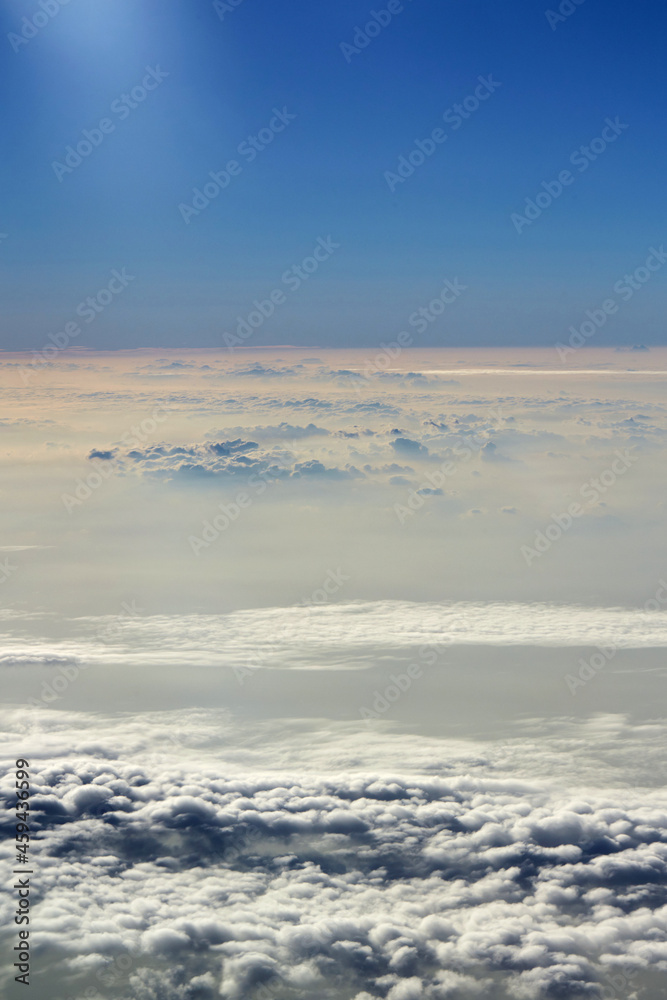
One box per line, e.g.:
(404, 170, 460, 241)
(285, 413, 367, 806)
(3, 600, 667, 672)
(1, 710, 666, 999)
(2, 350, 667, 998)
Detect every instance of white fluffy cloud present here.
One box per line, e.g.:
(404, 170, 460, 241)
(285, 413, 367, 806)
(1, 710, 666, 999)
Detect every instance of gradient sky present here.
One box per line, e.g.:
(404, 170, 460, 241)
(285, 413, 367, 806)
(1, 0, 666, 348)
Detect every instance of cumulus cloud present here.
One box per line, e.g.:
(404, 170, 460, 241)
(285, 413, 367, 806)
(293, 460, 364, 480)
(0, 709, 665, 999)
(205, 422, 330, 442)
(391, 438, 430, 458)
(94, 439, 289, 483)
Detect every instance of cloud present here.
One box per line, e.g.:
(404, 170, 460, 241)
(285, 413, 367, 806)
(4, 600, 667, 672)
(293, 460, 365, 480)
(480, 441, 507, 461)
(5, 350, 667, 998)
(99, 439, 286, 483)
(0, 709, 665, 999)
(0, 417, 58, 427)
(337, 428, 376, 439)
(0, 545, 54, 551)
(391, 438, 430, 457)
(205, 423, 330, 442)
(208, 439, 259, 456)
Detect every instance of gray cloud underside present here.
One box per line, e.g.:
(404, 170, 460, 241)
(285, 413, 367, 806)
(81, 398, 665, 486)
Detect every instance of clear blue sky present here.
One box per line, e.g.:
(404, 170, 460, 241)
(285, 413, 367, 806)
(1, 0, 665, 349)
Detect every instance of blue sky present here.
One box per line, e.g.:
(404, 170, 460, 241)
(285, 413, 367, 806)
(1, 0, 665, 349)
